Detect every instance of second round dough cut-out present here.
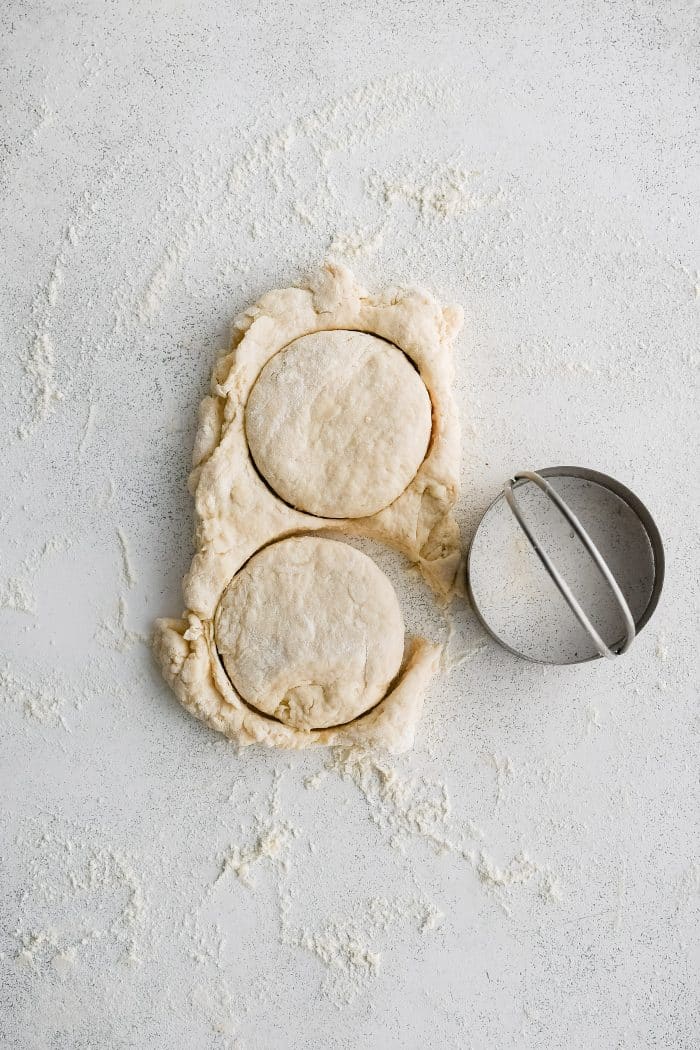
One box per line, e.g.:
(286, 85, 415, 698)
(245, 330, 433, 518)
(214, 535, 405, 730)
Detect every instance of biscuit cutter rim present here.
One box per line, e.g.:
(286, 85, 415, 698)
(467, 466, 665, 665)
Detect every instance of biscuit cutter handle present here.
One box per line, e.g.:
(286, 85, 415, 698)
(503, 471, 636, 659)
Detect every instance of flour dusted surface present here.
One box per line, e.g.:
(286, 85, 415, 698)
(2, 5, 699, 1048)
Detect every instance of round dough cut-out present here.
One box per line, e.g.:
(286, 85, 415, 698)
(245, 330, 432, 519)
(214, 535, 405, 730)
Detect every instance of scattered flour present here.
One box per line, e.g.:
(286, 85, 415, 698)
(439, 604, 489, 671)
(280, 893, 443, 1005)
(0, 535, 69, 616)
(47, 257, 65, 306)
(311, 746, 469, 854)
(490, 753, 514, 807)
(586, 705, 603, 733)
(475, 849, 538, 893)
(210, 768, 447, 1008)
(5, 811, 250, 1048)
(78, 401, 96, 457)
(539, 870, 564, 904)
(0, 651, 135, 734)
(32, 95, 53, 137)
(116, 70, 469, 332)
(445, 640, 488, 671)
(18, 333, 63, 439)
(216, 770, 299, 889)
(675, 861, 700, 913)
(655, 635, 669, 662)
(137, 239, 191, 322)
(181, 914, 225, 969)
(97, 595, 149, 651)
(370, 163, 503, 219)
(0, 662, 71, 728)
(18, 162, 124, 440)
(329, 225, 384, 259)
(474, 849, 561, 917)
(13, 820, 147, 968)
(189, 982, 241, 1046)
(216, 818, 298, 889)
(116, 527, 138, 589)
(0, 575, 35, 614)
(311, 747, 560, 918)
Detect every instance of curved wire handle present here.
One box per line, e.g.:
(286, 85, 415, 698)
(504, 471, 636, 659)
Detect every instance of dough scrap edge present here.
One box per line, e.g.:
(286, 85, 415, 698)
(154, 261, 463, 751)
(153, 615, 441, 754)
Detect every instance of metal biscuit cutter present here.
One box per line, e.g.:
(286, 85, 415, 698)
(467, 467, 665, 665)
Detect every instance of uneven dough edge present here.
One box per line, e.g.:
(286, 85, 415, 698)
(153, 616, 441, 754)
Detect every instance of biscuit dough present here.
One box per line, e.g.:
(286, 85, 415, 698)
(215, 536, 405, 729)
(245, 331, 432, 518)
(153, 262, 462, 752)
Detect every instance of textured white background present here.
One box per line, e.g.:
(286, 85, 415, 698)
(1, 2, 699, 1047)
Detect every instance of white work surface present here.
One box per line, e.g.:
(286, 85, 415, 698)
(1, 2, 699, 1047)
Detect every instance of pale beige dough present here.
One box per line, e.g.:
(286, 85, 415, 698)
(215, 536, 404, 729)
(245, 331, 432, 518)
(153, 262, 463, 753)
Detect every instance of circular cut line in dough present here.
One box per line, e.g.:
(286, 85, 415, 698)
(244, 330, 433, 519)
(214, 535, 405, 730)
